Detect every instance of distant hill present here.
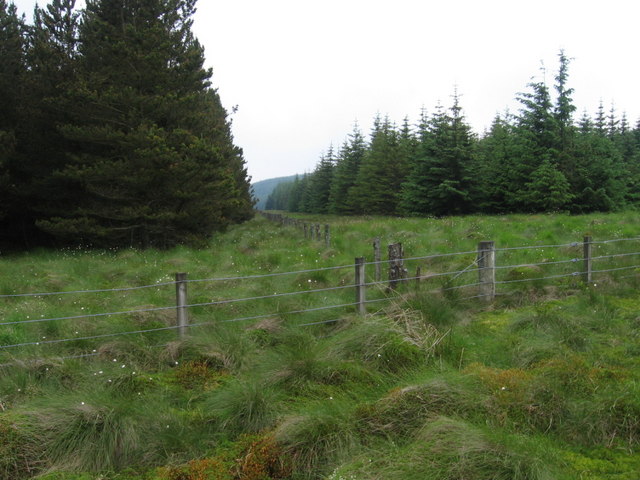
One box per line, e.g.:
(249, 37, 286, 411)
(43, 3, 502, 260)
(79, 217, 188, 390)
(252, 174, 298, 210)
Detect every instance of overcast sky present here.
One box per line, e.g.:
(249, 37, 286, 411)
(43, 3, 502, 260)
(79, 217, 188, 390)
(11, 0, 640, 182)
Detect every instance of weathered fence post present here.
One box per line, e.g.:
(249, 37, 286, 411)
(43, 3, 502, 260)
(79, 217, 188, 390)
(415, 266, 422, 289)
(175, 272, 188, 338)
(477, 241, 496, 302)
(388, 242, 407, 290)
(373, 237, 381, 282)
(583, 235, 593, 284)
(324, 224, 331, 248)
(315, 224, 321, 241)
(303, 223, 308, 239)
(355, 257, 366, 315)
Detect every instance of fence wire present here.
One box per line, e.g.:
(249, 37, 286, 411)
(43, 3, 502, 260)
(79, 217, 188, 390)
(3, 235, 640, 362)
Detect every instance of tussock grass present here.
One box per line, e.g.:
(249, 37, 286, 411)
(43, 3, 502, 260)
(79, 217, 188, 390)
(0, 413, 45, 480)
(202, 376, 283, 436)
(331, 417, 558, 480)
(357, 374, 485, 440)
(275, 397, 362, 478)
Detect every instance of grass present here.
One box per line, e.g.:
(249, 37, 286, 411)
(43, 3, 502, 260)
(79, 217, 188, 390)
(2, 211, 640, 478)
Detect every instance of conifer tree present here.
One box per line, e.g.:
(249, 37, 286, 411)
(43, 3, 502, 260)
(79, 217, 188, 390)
(12, 0, 81, 245)
(594, 101, 607, 136)
(399, 108, 433, 215)
(401, 95, 475, 216)
(348, 115, 404, 215)
(0, 0, 26, 238)
(36, 0, 253, 247)
(512, 69, 566, 210)
(475, 113, 519, 212)
(328, 123, 366, 215)
(522, 158, 573, 211)
(553, 50, 576, 153)
(306, 146, 335, 213)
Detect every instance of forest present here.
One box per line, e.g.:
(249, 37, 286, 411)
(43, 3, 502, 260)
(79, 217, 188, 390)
(266, 52, 640, 217)
(0, 0, 254, 250)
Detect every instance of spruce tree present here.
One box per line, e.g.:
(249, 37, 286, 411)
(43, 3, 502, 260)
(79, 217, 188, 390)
(522, 158, 573, 211)
(566, 109, 625, 212)
(553, 50, 576, 153)
(401, 95, 475, 217)
(512, 69, 566, 210)
(306, 146, 335, 214)
(348, 115, 404, 215)
(475, 113, 519, 212)
(328, 122, 366, 215)
(399, 108, 433, 215)
(594, 101, 607, 136)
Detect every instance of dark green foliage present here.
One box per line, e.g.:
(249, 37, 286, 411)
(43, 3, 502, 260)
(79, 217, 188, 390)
(268, 50, 639, 218)
(0, 0, 26, 228)
(328, 123, 367, 215)
(522, 158, 573, 211)
(401, 96, 475, 216)
(348, 115, 407, 215)
(0, 0, 253, 250)
(304, 146, 335, 214)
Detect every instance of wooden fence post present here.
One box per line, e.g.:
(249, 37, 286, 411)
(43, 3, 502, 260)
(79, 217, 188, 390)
(324, 224, 331, 248)
(355, 257, 366, 315)
(373, 237, 381, 282)
(477, 241, 496, 302)
(315, 224, 321, 241)
(175, 272, 188, 338)
(303, 223, 308, 239)
(583, 235, 593, 284)
(388, 242, 407, 290)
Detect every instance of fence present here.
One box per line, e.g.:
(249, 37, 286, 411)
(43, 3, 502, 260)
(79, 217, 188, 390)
(260, 212, 331, 247)
(2, 234, 640, 366)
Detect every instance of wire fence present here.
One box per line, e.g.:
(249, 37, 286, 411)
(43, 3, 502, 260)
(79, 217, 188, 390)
(2, 235, 640, 367)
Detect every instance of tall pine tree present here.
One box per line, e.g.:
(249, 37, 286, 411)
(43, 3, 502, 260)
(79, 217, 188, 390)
(0, 0, 26, 240)
(36, 0, 253, 247)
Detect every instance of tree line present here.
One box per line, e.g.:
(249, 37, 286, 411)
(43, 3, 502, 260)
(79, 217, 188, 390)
(0, 0, 254, 250)
(267, 52, 640, 217)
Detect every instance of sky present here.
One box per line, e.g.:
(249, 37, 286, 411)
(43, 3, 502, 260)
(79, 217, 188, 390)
(10, 0, 640, 182)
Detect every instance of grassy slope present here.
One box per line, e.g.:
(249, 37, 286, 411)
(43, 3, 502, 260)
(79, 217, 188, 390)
(1, 212, 640, 479)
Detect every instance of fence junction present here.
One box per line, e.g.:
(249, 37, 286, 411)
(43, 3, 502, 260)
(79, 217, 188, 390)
(2, 228, 640, 367)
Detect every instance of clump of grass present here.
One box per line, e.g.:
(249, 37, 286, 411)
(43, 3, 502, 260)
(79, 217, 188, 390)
(565, 383, 640, 451)
(275, 397, 361, 478)
(260, 330, 366, 394)
(202, 376, 283, 437)
(333, 416, 557, 480)
(510, 302, 589, 351)
(192, 325, 259, 374)
(330, 307, 444, 373)
(404, 293, 460, 327)
(357, 375, 484, 440)
(469, 362, 569, 434)
(34, 396, 143, 472)
(98, 340, 157, 368)
(0, 413, 45, 479)
(24, 388, 195, 474)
